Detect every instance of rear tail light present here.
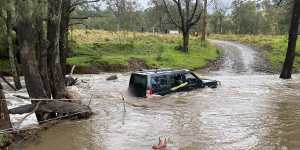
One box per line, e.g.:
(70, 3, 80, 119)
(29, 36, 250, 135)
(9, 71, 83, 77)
(146, 88, 153, 97)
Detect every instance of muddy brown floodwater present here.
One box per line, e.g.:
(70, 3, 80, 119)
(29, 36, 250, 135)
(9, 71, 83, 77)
(10, 41, 300, 150)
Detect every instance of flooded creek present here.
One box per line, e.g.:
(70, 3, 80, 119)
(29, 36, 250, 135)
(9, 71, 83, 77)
(8, 41, 300, 150)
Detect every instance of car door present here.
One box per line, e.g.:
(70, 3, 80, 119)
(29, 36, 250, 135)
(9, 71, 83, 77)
(184, 72, 202, 90)
(151, 75, 171, 95)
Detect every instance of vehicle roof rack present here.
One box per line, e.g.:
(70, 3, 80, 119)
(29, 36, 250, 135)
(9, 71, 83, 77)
(136, 68, 189, 74)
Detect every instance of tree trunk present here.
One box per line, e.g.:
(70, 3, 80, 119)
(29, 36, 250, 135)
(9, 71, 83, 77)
(0, 83, 12, 130)
(219, 17, 223, 34)
(6, 4, 22, 90)
(16, 0, 48, 99)
(201, 0, 207, 41)
(16, 0, 49, 122)
(182, 31, 190, 52)
(59, 0, 71, 76)
(47, 0, 65, 99)
(36, 0, 51, 98)
(280, 0, 300, 79)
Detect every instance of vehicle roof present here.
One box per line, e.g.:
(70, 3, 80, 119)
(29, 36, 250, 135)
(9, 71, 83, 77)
(132, 69, 190, 76)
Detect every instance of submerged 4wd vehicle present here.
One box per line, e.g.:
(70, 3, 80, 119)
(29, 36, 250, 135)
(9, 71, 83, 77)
(129, 69, 219, 97)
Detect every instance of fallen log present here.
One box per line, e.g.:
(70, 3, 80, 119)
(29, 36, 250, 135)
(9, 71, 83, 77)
(9, 101, 92, 122)
(9, 104, 34, 114)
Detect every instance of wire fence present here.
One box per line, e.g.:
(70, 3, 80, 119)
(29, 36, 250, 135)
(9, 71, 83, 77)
(0, 110, 92, 134)
(0, 94, 181, 135)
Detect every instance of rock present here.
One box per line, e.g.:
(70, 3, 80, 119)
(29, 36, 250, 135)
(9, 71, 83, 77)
(106, 75, 118, 81)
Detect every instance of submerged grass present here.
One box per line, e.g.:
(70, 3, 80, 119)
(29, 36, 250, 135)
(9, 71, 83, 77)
(68, 30, 219, 71)
(211, 34, 300, 72)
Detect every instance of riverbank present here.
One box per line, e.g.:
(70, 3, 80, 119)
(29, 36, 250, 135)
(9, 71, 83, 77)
(211, 34, 300, 73)
(0, 30, 220, 74)
(67, 30, 220, 73)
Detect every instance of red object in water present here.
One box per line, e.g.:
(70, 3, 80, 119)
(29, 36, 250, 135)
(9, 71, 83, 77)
(152, 138, 167, 149)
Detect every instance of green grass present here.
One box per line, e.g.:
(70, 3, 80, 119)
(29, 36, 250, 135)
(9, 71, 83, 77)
(68, 30, 219, 71)
(211, 34, 300, 72)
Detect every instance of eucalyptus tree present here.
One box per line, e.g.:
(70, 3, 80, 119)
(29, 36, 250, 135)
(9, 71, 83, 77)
(59, 0, 101, 75)
(47, 0, 65, 99)
(201, 0, 207, 41)
(162, 0, 203, 52)
(105, 0, 139, 31)
(280, 0, 300, 79)
(0, 0, 22, 90)
(231, 0, 257, 34)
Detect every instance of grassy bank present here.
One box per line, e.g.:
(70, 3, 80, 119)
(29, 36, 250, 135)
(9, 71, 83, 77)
(68, 30, 219, 72)
(211, 34, 300, 72)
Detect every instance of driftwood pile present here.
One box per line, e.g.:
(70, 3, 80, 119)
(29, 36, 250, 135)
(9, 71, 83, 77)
(9, 101, 92, 121)
(7, 65, 92, 124)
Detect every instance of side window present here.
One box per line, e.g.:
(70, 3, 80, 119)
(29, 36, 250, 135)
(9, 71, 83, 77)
(185, 73, 197, 80)
(168, 75, 175, 87)
(151, 76, 169, 90)
(174, 73, 185, 85)
(159, 76, 168, 89)
(184, 73, 198, 84)
(151, 77, 159, 90)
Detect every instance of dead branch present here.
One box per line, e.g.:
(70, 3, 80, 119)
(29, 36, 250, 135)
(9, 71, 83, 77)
(13, 95, 30, 100)
(17, 102, 42, 127)
(71, 17, 89, 20)
(70, 65, 76, 76)
(71, 0, 100, 8)
(9, 101, 92, 120)
(65, 65, 78, 86)
(69, 22, 86, 26)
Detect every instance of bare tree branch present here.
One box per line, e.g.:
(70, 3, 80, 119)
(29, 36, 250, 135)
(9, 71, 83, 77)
(277, 0, 284, 6)
(162, 0, 203, 52)
(162, 0, 182, 29)
(175, 0, 185, 30)
(189, 11, 202, 27)
(188, 0, 199, 23)
(69, 22, 86, 26)
(71, 17, 89, 20)
(71, 0, 100, 8)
